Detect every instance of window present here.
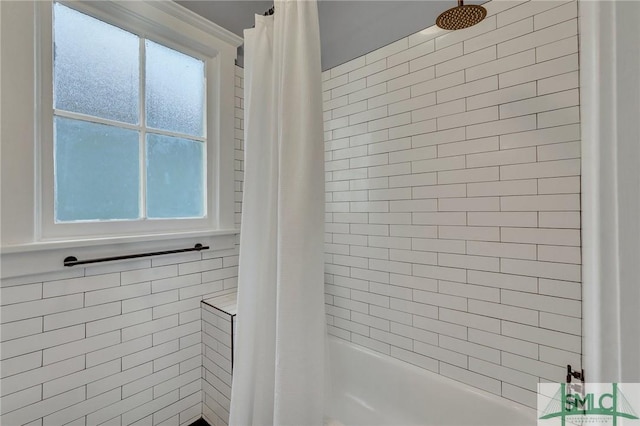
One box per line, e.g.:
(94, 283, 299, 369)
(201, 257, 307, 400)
(53, 3, 206, 223)
(31, 0, 242, 242)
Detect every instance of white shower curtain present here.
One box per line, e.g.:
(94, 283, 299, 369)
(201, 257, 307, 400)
(229, 1, 326, 425)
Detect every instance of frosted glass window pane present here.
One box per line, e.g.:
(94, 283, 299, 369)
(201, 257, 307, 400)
(146, 134, 205, 219)
(146, 41, 204, 136)
(55, 117, 140, 221)
(54, 3, 139, 124)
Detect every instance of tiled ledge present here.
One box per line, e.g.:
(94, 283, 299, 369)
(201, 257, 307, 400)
(201, 293, 237, 426)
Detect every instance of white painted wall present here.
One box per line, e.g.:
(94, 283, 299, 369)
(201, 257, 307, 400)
(322, 0, 581, 409)
(0, 1, 37, 245)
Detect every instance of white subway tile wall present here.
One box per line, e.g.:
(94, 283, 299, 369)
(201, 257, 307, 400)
(322, 0, 580, 409)
(0, 66, 245, 426)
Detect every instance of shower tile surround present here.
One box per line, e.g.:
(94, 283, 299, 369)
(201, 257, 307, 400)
(323, 0, 581, 409)
(0, 0, 582, 422)
(0, 66, 245, 425)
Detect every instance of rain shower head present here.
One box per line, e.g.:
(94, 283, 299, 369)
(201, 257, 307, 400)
(436, 0, 487, 31)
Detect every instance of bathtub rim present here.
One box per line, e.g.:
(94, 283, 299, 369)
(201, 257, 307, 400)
(326, 335, 537, 424)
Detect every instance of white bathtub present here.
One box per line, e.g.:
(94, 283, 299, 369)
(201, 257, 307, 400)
(326, 336, 536, 426)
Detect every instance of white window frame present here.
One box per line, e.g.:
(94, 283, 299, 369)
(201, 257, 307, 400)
(36, 0, 241, 241)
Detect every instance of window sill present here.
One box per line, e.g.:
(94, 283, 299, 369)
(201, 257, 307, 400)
(1, 229, 240, 279)
(1, 229, 239, 254)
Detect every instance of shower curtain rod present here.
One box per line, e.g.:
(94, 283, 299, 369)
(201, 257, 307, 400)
(263, 5, 275, 16)
(249, 5, 274, 29)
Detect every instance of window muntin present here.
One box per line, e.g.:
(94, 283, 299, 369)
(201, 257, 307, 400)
(52, 3, 206, 223)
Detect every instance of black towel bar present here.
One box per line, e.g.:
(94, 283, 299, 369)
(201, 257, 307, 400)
(63, 243, 209, 267)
